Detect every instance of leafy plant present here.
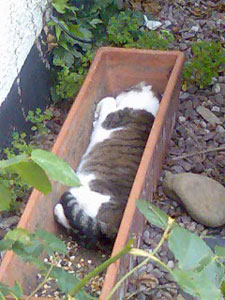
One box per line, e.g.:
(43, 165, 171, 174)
(1, 108, 55, 210)
(107, 11, 173, 49)
(106, 200, 225, 300)
(48, 0, 174, 102)
(26, 108, 53, 136)
(0, 149, 80, 211)
(0, 226, 133, 299)
(183, 41, 225, 88)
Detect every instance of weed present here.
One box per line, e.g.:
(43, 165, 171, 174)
(26, 108, 53, 136)
(183, 41, 225, 88)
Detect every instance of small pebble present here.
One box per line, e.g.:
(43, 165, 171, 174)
(178, 116, 186, 123)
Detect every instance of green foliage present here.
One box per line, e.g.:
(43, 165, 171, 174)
(0, 226, 132, 299)
(26, 108, 53, 135)
(49, 0, 174, 102)
(107, 11, 173, 49)
(0, 108, 54, 209)
(136, 199, 169, 230)
(135, 200, 225, 300)
(183, 41, 225, 88)
(0, 149, 79, 211)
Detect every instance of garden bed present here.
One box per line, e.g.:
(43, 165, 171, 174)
(0, 47, 184, 299)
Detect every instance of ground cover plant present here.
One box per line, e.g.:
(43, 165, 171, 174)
(48, 0, 174, 102)
(183, 41, 225, 88)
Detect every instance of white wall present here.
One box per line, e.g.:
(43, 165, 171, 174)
(0, 0, 48, 105)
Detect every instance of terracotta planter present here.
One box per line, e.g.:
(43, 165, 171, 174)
(0, 47, 184, 299)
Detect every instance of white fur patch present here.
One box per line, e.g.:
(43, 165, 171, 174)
(78, 97, 119, 160)
(54, 204, 71, 229)
(69, 186, 110, 218)
(116, 84, 159, 117)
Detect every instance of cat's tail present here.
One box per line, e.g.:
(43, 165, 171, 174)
(54, 191, 115, 248)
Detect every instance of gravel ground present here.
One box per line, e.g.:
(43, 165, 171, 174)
(125, 0, 225, 299)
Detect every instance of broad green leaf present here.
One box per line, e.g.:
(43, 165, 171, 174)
(199, 260, 224, 287)
(169, 227, 213, 270)
(5, 228, 30, 244)
(12, 241, 44, 264)
(0, 239, 14, 251)
(172, 267, 222, 300)
(136, 199, 168, 230)
(10, 160, 52, 195)
(90, 19, 103, 27)
(52, 0, 69, 13)
(55, 25, 62, 41)
(31, 149, 80, 187)
(35, 228, 67, 255)
(0, 282, 12, 297)
(49, 266, 95, 299)
(215, 245, 225, 257)
(0, 184, 11, 211)
(0, 154, 28, 169)
(11, 281, 23, 298)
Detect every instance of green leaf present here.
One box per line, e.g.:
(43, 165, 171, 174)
(136, 199, 168, 230)
(0, 154, 28, 169)
(49, 266, 95, 299)
(90, 18, 103, 27)
(199, 260, 224, 287)
(168, 227, 213, 270)
(10, 160, 52, 195)
(52, 0, 69, 13)
(172, 267, 222, 300)
(35, 228, 67, 255)
(215, 245, 225, 257)
(31, 149, 80, 187)
(0, 282, 12, 297)
(5, 228, 31, 244)
(11, 281, 23, 298)
(0, 183, 11, 211)
(0, 238, 14, 251)
(55, 25, 62, 41)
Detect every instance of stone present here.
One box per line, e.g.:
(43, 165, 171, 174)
(216, 125, 225, 133)
(215, 94, 224, 105)
(212, 83, 221, 93)
(211, 106, 220, 112)
(196, 106, 222, 124)
(178, 116, 186, 123)
(162, 172, 225, 227)
(219, 83, 225, 96)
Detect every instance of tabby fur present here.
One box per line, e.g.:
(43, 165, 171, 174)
(54, 83, 160, 247)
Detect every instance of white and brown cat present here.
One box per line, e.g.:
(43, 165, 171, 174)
(54, 82, 160, 247)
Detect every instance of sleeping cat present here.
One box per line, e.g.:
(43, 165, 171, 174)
(54, 82, 160, 247)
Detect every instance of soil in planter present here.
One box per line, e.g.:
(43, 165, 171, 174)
(35, 231, 111, 298)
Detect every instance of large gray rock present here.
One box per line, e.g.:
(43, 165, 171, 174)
(163, 172, 225, 227)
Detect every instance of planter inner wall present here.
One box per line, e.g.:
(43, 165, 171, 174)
(0, 48, 184, 297)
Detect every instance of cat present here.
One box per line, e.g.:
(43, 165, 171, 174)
(54, 82, 160, 248)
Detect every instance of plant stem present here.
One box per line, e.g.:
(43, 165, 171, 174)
(70, 239, 134, 296)
(26, 260, 55, 300)
(169, 145, 225, 162)
(105, 217, 175, 300)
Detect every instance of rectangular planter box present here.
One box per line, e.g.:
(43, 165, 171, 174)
(1, 47, 184, 299)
